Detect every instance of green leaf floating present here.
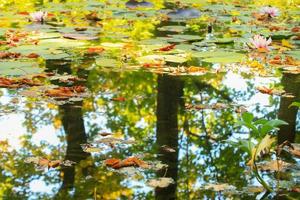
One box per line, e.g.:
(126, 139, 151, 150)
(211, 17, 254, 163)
(157, 26, 187, 33)
(9, 38, 87, 60)
(137, 54, 188, 64)
(192, 50, 245, 64)
(96, 58, 119, 67)
(0, 61, 42, 76)
(168, 34, 203, 42)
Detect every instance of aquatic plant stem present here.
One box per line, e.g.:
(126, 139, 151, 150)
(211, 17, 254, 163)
(253, 162, 272, 193)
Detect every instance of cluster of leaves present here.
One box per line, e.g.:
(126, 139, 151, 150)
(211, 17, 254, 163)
(236, 112, 288, 191)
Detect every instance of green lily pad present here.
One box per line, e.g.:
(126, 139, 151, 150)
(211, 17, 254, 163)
(192, 50, 245, 64)
(168, 34, 203, 42)
(265, 31, 294, 40)
(96, 58, 119, 67)
(137, 54, 188, 64)
(0, 61, 42, 76)
(285, 50, 300, 60)
(157, 26, 187, 33)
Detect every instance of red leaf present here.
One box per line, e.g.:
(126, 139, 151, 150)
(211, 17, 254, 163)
(158, 43, 176, 51)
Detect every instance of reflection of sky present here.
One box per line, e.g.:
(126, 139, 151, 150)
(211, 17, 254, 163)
(0, 114, 60, 150)
(223, 71, 279, 106)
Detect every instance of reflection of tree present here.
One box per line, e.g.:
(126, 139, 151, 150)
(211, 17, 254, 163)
(55, 102, 91, 198)
(278, 73, 300, 144)
(156, 75, 183, 200)
(45, 59, 91, 198)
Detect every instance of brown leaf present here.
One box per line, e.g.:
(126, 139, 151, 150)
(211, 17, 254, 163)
(104, 157, 149, 169)
(48, 160, 61, 168)
(75, 27, 87, 31)
(38, 158, 50, 168)
(0, 77, 19, 88)
(86, 12, 101, 21)
(291, 27, 300, 33)
(45, 86, 86, 97)
(98, 132, 113, 137)
(87, 46, 105, 54)
(252, 12, 269, 21)
(26, 53, 39, 58)
(104, 158, 121, 168)
(111, 96, 126, 102)
(0, 52, 21, 59)
(256, 86, 273, 95)
(157, 44, 176, 52)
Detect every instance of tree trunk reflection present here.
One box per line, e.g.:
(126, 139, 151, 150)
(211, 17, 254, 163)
(156, 75, 183, 200)
(278, 73, 300, 144)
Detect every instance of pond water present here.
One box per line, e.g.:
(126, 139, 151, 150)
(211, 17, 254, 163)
(0, 0, 300, 199)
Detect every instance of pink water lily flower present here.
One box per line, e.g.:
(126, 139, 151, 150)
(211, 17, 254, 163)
(30, 11, 47, 22)
(260, 6, 280, 18)
(249, 35, 272, 52)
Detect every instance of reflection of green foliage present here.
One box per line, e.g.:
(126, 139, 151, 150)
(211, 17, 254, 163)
(237, 112, 288, 139)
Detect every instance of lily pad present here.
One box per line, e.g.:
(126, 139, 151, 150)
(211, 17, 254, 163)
(167, 8, 201, 19)
(192, 51, 245, 64)
(96, 58, 119, 67)
(63, 33, 99, 40)
(157, 26, 187, 33)
(169, 34, 203, 42)
(137, 54, 188, 64)
(0, 61, 42, 76)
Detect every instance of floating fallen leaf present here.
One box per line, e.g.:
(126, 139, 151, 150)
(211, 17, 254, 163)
(61, 160, 76, 167)
(160, 145, 176, 153)
(256, 86, 287, 96)
(98, 132, 113, 137)
(147, 177, 175, 188)
(45, 86, 86, 98)
(252, 12, 268, 21)
(0, 52, 21, 59)
(256, 86, 274, 95)
(291, 27, 300, 33)
(81, 143, 102, 153)
(50, 75, 85, 83)
(185, 103, 228, 110)
(96, 136, 135, 147)
(87, 46, 105, 54)
(0, 77, 42, 88)
(204, 183, 236, 192)
(285, 56, 300, 66)
(157, 44, 176, 51)
(86, 11, 101, 21)
(291, 187, 300, 193)
(142, 63, 162, 68)
(26, 53, 39, 58)
(0, 77, 19, 88)
(242, 186, 264, 193)
(257, 160, 292, 171)
(235, 106, 248, 114)
(187, 66, 208, 74)
(75, 27, 87, 31)
(24, 157, 75, 169)
(278, 141, 300, 158)
(111, 96, 126, 102)
(104, 157, 149, 169)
